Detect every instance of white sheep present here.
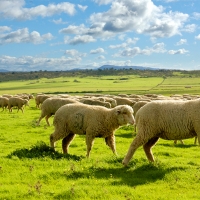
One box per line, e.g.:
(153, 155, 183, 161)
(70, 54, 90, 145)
(37, 97, 79, 126)
(8, 97, 29, 113)
(0, 97, 9, 111)
(113, 96, 135, 107)
(50, 104, 135, 157)
(35, 94, 52, 108)
(80, 98, 111, 108)
(122, 99, 200, 166)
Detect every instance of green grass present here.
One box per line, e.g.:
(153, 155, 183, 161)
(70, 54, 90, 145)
(1, 75, 200, 96)
(0, 99, 200, 200)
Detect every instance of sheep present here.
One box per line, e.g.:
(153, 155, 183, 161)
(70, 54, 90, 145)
(122, 99, 200, 166)
(8, 97, 29, 113)
(79, 98, 111, 108)
(113, 96, 135, 107)
(0, 97, 9, 111)
(50, 104, 135, 157)
(37, 97, 80, 126)
(35, 94, 52, 108)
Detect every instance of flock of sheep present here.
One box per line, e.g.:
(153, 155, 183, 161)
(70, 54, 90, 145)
(1, 92, 200, 166)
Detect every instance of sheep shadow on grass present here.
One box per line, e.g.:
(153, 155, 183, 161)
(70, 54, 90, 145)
(7, 141, 84, 161)
(62, 157, 186, 187)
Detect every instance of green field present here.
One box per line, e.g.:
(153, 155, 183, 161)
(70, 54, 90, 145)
(0, 75, 200, 199)
(1, 75, 200, 96)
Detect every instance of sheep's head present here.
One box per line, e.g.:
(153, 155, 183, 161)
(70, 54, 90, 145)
(115, 105, 135, 126)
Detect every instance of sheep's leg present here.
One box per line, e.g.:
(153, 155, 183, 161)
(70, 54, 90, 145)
(45, 114, 52, 126)
(122, 134, 147, 166)
(62, 133, 76, 154)
(143, 137, 159, 162)
(50, 130, 66, 149)
(86, 135, 95, 158)
(105, 135, 117, 155)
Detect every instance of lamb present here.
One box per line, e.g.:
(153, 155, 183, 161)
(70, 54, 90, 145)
(0, 97, 9, 111)
(122, 99, 200, 166)
(37, 97, 80, 126)
(8, 97, 29, 113)
(50, 104, 135, 157)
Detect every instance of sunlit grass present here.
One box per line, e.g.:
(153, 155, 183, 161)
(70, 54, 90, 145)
(0, 99, 200, 199)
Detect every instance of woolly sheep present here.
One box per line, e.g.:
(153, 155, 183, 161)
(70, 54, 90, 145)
(80, 98, 111, 108)
(122, 99, 200, 166)
(113, 96, 135, 107)
(35, 94, 52, 108)
(8, 97, 29, 113)
(50, 104, 135, 157)
(37, 97, 79, 126)
(0, 97, 9, 111)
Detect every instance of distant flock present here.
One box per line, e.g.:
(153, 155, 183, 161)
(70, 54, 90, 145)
(0, 92, 199, 166)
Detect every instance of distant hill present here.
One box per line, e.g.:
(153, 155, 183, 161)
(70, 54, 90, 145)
(0, 69, 9, 72)
(98, 65, 160, 71)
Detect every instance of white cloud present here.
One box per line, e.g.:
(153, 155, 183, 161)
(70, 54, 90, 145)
(168, 48, 188, 55)
(0, 0, 76, 20)
(0, 55, 82, 71)
(176, 39, 187, 46)
(193, 12, 200, 20)
(97, 55, 105, 59)
(0, 26, 11, 32)
(195, 34, 200, 40)
(52, 18, 68, 25)
(89, 0, 188, 39)
(94, 0, 113, 5)
(90, 48, 105, 54)
(182, 24, 197, 33)
(0, 28, 53, 44)
(109, 37, 139, 49)
(66, 35, 96, 45)
(77, 4, 88, 12)
(65, 49, 86, 57)
(113, 42, 166, 57)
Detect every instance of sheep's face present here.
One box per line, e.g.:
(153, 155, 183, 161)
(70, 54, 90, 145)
(115, 105, 135, 125)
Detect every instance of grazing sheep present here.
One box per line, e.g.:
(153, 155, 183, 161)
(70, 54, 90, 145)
(8, 97, 29, 113)
(50, 104, 135, 157)
(80, 98, 111, 108)
(0, 97, 9, 111)
(122, 99, 200, 166)
(35, 94, 52, 108)
(37, 97, 79, 126)
(113, 96, 135, 107)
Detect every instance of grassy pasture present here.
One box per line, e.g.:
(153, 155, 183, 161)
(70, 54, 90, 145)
(1, 75, 200, 96)
(0, 75, 200, 199)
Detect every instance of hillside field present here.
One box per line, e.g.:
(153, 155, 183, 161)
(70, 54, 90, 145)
(1, 75, 200, 96)
(0, 74, 200, 199)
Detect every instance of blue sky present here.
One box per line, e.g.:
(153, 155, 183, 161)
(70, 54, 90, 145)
(0, 0, 200, 71)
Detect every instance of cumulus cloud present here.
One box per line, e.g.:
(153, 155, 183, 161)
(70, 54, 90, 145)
(168, 48, 188, 55)
(109, 37, 139, 49)
(0, 0, 76, 20)
(0, 28, 53, 44)
(176, 39, 187, 46)
(94, 0, 113, 5)
(115, 42, 166, 57)
(0, 55, 82, 71)
(90, 48, 105, 54)
(65, 49, 86, 57)
(90, 0, 188, 38)
(182, 24, 197, 33)
(65, 35, 96, 45)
